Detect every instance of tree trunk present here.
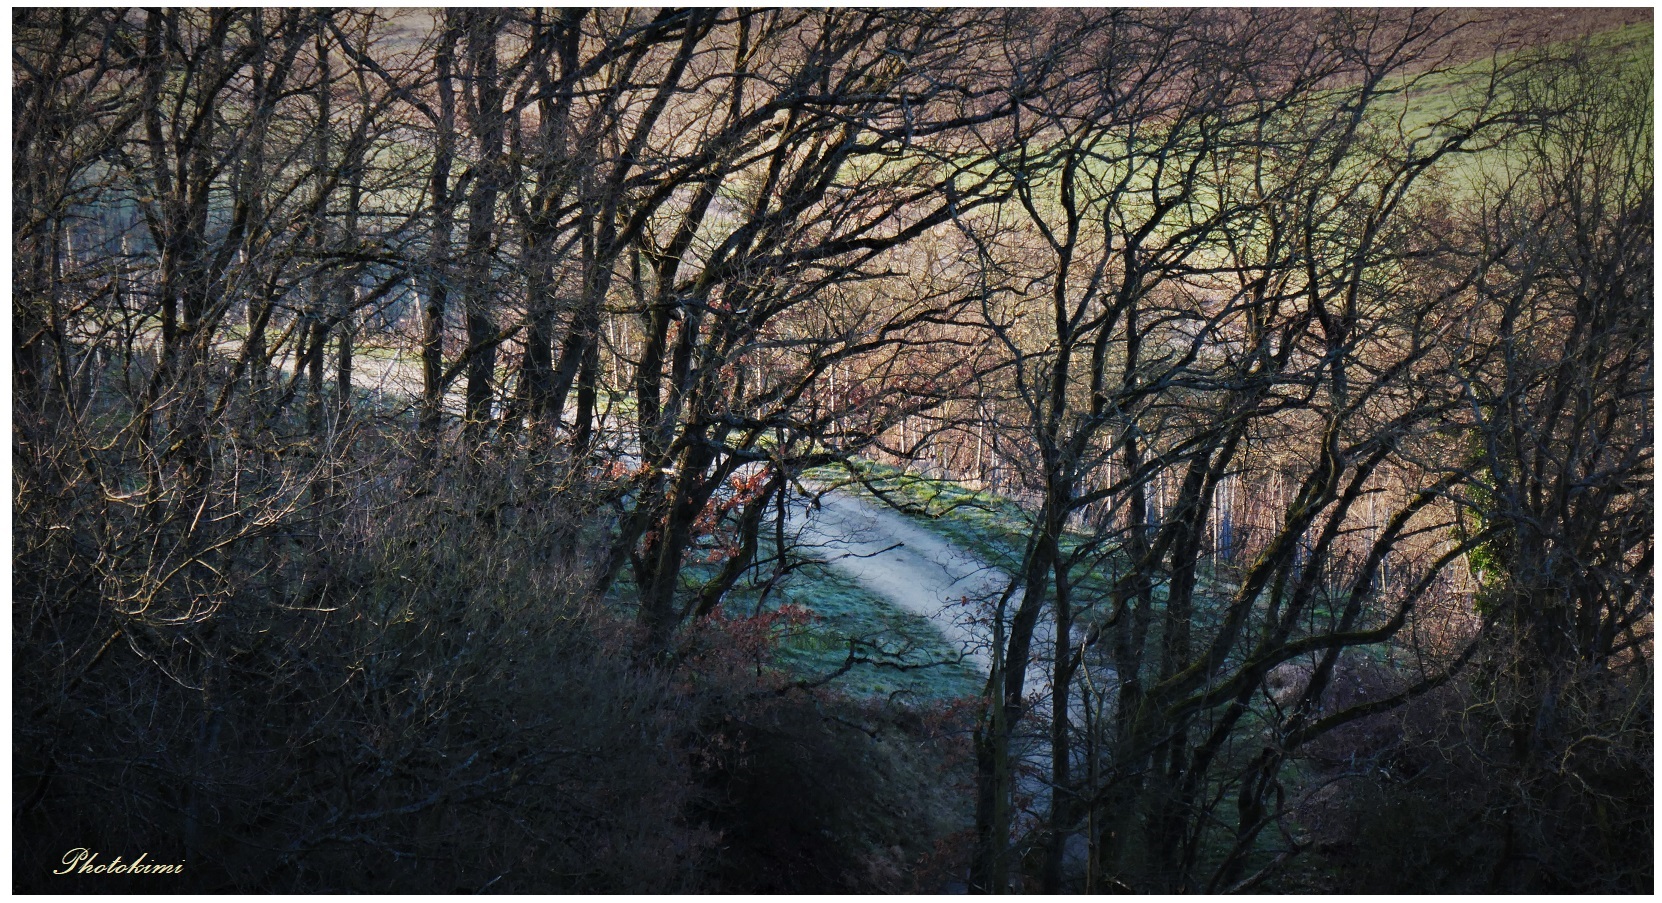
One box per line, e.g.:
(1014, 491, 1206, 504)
(420, 16, 460, 460)
(461, 11, 504, 444)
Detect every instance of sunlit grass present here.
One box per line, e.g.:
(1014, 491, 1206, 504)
(670, 550, 984, 700)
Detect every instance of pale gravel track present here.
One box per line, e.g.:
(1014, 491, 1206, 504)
(786, 485, 1103, 870)
(784, 489, 1015, 673)
(782, 487, 1080, 710)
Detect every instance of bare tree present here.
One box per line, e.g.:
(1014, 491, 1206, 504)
(11, 8, 1648, 893)
(954, 9, 1532, 891)
(1449, 42, 1652, 890)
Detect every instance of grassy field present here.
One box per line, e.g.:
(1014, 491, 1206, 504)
(757, 559, 984, 700)
(1391, 20, 1652, 186)
(666, 549, 985, 701)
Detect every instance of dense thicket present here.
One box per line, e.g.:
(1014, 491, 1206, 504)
(13, 8, 1650, 892)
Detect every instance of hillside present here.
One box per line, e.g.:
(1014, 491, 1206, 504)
(15, 9, 1650, 894)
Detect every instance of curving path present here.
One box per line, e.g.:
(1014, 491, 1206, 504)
(783, 489, 1013, 673)
(785, 484, 1106, 877)
(781, 487, 1077, 708)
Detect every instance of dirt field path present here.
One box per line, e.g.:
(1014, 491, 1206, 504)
(784, 489, 1019, 675)
(788, 485, 1097, 865)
